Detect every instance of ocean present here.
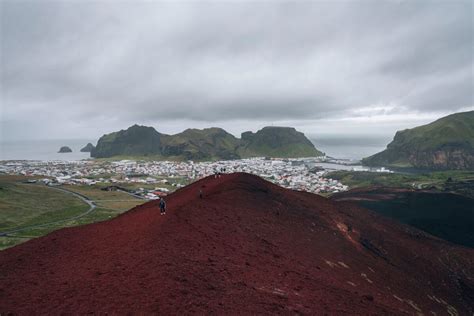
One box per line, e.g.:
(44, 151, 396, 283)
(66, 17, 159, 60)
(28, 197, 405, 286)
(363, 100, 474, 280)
(310, 135, 390, 161)
(0, 139, 95, 161)
(0, 135, 390, 161)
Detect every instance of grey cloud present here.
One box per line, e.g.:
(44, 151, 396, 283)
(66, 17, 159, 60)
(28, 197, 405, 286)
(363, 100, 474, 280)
(405, 69, 474, 111)
(1, 0, 472, 140)
(377, 4, 473, 78)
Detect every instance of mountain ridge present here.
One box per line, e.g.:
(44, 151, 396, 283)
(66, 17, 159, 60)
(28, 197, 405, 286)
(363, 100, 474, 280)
(91, 125, 323, 159)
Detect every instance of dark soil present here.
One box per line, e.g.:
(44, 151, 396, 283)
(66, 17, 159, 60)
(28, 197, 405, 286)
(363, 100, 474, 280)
(1, 173, 473, 315)
(332, 187, 474, 248)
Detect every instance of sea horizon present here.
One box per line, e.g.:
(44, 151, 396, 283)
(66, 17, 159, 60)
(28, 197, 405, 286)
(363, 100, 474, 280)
(0, 135, 388, 161)
(0, 139, 95, 161)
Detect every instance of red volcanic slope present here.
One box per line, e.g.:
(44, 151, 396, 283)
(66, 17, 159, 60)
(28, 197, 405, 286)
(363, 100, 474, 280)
(1, 173, 473, 315)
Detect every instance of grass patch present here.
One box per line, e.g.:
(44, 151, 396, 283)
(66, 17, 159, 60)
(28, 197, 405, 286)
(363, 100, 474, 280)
(0, 236, 32, 250)
(0, 176, 146, 250)
(0, 180, 88, 232)
(63, 184, 145, 210)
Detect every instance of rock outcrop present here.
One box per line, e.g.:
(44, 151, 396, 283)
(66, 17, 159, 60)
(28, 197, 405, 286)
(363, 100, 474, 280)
(58, 146, 72, 153)
(80, 143, 95, 152)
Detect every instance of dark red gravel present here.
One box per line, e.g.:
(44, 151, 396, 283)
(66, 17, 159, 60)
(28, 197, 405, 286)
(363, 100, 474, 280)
(1, 173, 473, 315)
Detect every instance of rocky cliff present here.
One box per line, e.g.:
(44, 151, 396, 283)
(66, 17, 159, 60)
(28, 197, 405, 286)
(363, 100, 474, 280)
(91, 125, 162, 158)
(362, 111, 474, 170)
(91, 125, 322, 160)
(239, 126, 323, 158)
(80, 143, 95, 153)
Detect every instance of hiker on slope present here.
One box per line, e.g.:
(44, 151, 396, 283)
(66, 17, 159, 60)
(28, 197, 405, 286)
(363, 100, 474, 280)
(159, 198, 166, 215)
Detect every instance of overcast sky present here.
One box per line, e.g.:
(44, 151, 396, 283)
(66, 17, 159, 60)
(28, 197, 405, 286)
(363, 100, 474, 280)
(1, 0, 473, 142)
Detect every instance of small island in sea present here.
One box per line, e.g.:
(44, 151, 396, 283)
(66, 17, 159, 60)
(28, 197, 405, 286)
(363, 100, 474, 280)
(58, 146, 72, 153)
(80, 143, 95, 152)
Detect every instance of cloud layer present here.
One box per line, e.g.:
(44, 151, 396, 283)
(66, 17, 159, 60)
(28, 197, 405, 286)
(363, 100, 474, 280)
(1, 0, 473, 140)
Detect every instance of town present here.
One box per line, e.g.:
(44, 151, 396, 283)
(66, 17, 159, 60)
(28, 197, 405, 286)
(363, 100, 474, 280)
(0, 158, 359, 199)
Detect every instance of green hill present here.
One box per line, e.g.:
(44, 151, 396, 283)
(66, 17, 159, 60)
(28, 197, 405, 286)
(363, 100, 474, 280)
(239, 126, 323, 158)
(362, 111, 474, 170)
(161, 128, 241, 160)
(91, 125, 322, 160)
(91, 125, 162, 158)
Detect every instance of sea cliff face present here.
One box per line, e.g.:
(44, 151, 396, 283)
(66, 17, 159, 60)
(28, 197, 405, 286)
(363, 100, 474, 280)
(364, 142, 474, 170)
(239, 126, 323, 158)
(412, 148, 474, 169)
(363, 111, 474, 170)
(91, 125, 322, 160)
(91, 125, 162, 158)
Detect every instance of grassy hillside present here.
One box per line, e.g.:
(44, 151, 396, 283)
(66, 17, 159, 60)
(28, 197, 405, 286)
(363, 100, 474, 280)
(239, 126, 323, 158)
(391, 111, 474, 150)
(92, 125, 323, 160)
(161, 128, 240, 160)
(0, 175, 144, 250)
(362, 111, 474, 170)
(0, 177, 88, 233)
(91, 125, 162, 158)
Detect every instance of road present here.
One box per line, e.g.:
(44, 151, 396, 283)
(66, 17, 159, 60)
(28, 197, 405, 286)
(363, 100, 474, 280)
(0, 185, 97, 237)
(117, 188, 148, 200)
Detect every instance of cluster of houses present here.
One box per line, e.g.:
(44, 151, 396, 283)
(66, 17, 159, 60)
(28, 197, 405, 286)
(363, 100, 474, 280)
(0, 157, 351, 197)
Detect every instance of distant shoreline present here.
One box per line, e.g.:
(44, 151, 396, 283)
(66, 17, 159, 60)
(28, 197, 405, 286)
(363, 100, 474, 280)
(1, 136, 385, 162)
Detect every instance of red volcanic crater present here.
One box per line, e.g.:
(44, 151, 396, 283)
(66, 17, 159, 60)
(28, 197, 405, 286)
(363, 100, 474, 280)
(1, 173, 473, 314)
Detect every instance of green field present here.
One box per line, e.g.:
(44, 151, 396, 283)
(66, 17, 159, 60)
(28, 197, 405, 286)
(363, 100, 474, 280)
(0, 175, 145, 250)
(0, 176, 88, 232)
